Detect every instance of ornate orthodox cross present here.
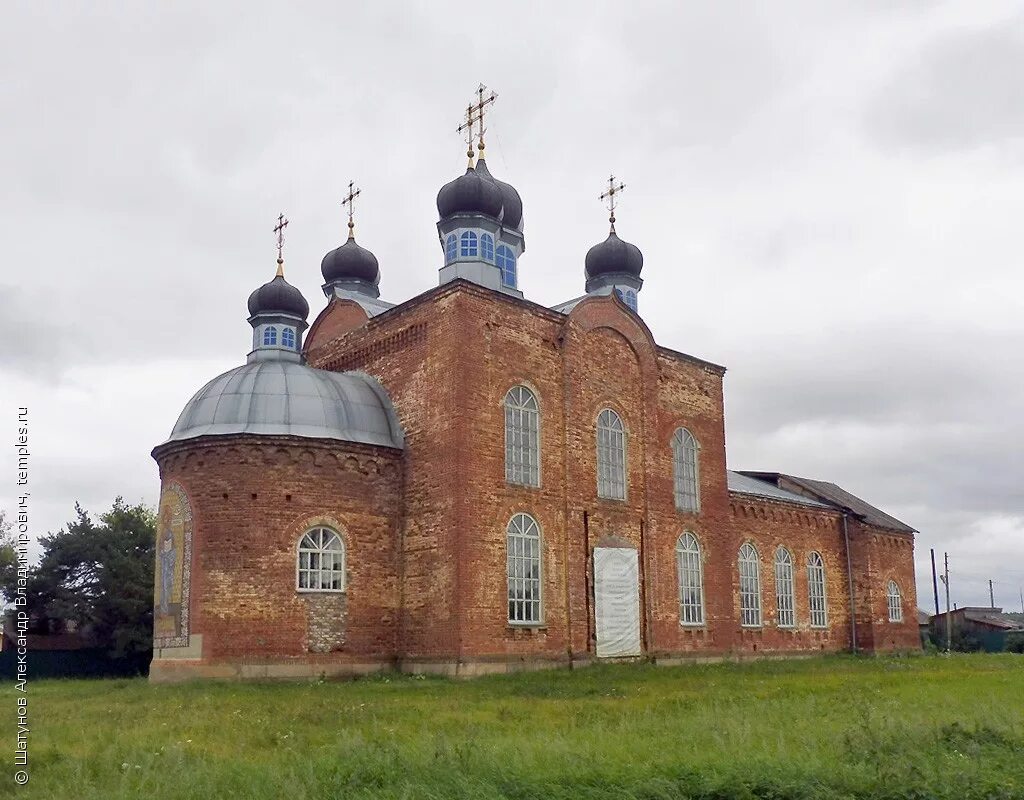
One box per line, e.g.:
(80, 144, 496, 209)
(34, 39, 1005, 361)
(599, 175, 626, 232)
(457, 83, 498, 164)
(273, 212, 289, 266)
(341, 180, 361, 238)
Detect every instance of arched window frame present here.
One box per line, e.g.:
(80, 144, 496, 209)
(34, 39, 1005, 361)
(738, 542, 762, 627)
(263, 325, 278, 346)
(445, 233, 457, 263)
(281, 327, 296, 349)
(774, 546, 796, 628)
(507, 513, 542, 625)
(460, 230, 478, 258)
(807, 552, 828, 628)
(480, 232, 495, 262)
(504, 385, 540, 488)
(887, 580, 903, 622)
(596, 408, 626, 500)
(676, 532, 705, 626)
(296, 527, 345, 592)
(672, 428, 700, 513)
(496, 245, 516, 287)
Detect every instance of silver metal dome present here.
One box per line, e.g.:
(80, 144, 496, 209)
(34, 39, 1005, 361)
(165, 362, 403, 449)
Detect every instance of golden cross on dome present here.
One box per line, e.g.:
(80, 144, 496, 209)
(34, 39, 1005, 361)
(457, 83, 498, 165)
(273, 212, 289, 275)
(599, 175, 626, 233)
(341, 180, 361, 239)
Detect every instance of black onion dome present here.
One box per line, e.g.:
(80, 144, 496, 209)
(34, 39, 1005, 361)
(321, 237, 380, 285)
(436, 166, 503, 219)
(585, 232, 644, 279)
(474, 159, 523, 230)
(247, 273, 310, 319)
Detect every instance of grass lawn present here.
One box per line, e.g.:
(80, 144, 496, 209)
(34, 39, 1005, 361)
(15, 654, 1024, 799)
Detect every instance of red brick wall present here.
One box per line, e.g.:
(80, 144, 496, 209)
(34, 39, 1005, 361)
(152, 436, 402, 668)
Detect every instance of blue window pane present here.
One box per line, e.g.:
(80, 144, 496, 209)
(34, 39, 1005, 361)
(445, 234, 457, 263)
(615, 288, 638, 312)
(263, 326, 278, 346)
(481, 233, 495, 262)
(282, 327, 296, 348)
(496, 245, 516, 287)
(460, 231, 478, 258)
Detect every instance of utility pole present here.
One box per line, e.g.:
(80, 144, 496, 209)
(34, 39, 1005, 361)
(938, 552, 951, 653)
(930, 549, 940, 617)
(989, 580, 995, 609)
(1019, 587, 1023, 615)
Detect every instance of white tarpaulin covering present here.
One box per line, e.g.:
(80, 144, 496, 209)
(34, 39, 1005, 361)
(594, 547, 642, 658)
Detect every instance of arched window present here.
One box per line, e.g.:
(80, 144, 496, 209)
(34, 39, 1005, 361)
(808, 552, 828, 628)
(672, 428, 700, 512)
(496, 245, 516, 287)
(676, 532, 705, 625)
(507, 513, 541, 624)
(504, 385, 540, 487)
(460, 230, 478, 258)
(615, 288, 638, 312)
(596, 408, 626, 500)
(887, 580, 903, 622)
(738, 543, 762, 627)
(296, 527, 345, 591)
(445, 233, 457, 263)
(281, 327, 296, 349)
(480, 233, 495, 262)
(263, 326, 278, 346)
(774, 547, 795, 628)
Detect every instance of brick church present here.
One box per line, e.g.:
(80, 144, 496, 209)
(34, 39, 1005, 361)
(150, 94, 919, 682)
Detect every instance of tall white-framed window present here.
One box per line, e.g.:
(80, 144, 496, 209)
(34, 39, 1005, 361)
(296, 527, 345, 592)
(445, 233, 457, 263)
(596, 408, 626, 500)
(460, 230, 478, 257)
(807, 552, 828, 628)
(672, 427, 700, 512)
(504, 385, 540, 487)
(738, 542, 762, 627)
(507, 513, 542, 625)
(676, 532, 705, 626)
(481, 232, 495, 262)
(774, 547, 796, 628)
(281, 327, 296, 349)
(263, 326, 278, 346)
(496, 245, 516, 286)
(887, 580, 903, 622)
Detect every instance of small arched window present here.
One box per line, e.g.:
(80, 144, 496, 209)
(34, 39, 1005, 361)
(507, 513, 542, 624)
(281, 327, 296, 349)
(774, 547, 795, 628)
(480, 233, 495, 262)
(504, 385, 540, 487)
(445, 233, 457, 263)
(297, 527, 345, 592)
(460, 230, 478, 258)
(739, 543, 762, 627)
(496, 245, 516, 287)
(676, 532, 705, 625)
(596, 408, 626, 500)
(263, 326, 278, 346)
(615, 288, 638, 312)
(808, 552, 828, 628)
(672, 428, 700, 512)
(887, 580, 903, 622)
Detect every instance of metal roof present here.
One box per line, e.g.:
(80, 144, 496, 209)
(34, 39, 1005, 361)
(727, 471, 830, 509)
(740, 473, 916, 533)
(165, 362, 404, 449)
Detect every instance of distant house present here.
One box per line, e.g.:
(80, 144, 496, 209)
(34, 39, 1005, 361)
(930, 607, 1024, 653)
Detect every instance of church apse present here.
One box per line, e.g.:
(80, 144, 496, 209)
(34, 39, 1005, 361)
(153, 482, 193, 648)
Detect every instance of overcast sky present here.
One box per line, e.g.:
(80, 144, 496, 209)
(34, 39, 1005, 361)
(2, 2, 1022, 611)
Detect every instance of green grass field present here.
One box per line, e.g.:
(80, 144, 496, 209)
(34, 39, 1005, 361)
(16, 654, 1024, 799)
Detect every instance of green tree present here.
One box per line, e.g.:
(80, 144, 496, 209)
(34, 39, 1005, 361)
(0, 510, 17, 603)
(29, 498, 156, 660)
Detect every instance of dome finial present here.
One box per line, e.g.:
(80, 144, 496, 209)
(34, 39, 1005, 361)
(456, 83, 497, 167)
(600, 175, 626, 234)
(273, 212, 289, 275)
(341, 180, 361, 240)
